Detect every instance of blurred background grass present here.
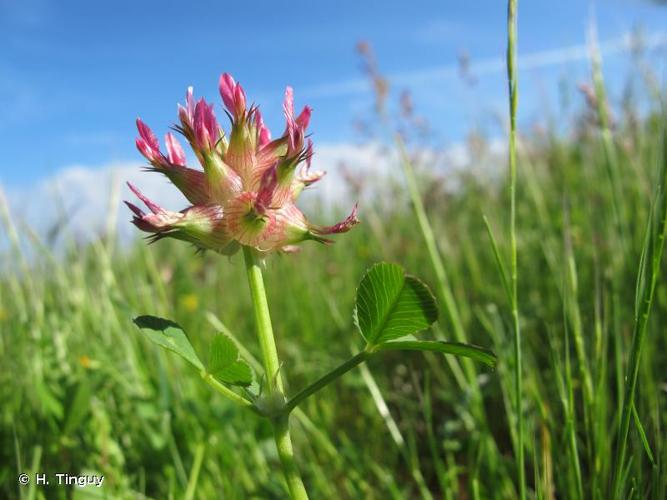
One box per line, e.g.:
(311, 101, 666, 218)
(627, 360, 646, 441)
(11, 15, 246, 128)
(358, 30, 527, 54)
(1, 36, 667, 500)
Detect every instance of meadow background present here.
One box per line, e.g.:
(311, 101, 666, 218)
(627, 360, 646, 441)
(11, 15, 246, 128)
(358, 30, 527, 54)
(2, 1, 667, 498)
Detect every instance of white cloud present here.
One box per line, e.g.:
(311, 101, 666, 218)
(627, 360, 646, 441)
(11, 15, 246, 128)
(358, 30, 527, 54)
(1, 136, 514, 252)
(299, 31, 667, 101)
(412, 18, 481, 45)
(1, 143, 399, 247)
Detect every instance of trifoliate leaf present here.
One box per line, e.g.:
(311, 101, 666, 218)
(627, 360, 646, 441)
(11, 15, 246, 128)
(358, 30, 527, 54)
(133, 315, 204, 370)
(354, 263, 438, 344)
(208, 334, 253, 387)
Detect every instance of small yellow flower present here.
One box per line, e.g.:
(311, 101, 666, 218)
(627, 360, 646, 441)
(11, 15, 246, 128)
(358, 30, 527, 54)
(180, 293, 199, 312)
(79, 355, 92, 369)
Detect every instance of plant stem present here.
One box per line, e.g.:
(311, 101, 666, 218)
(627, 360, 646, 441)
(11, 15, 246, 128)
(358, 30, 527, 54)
(274, 416, 310, 500)
(242, 246, 308, 500)
(184, 443, 205, 500)
(284, 351, 370, 414)
(507, 1, 525, 499)
(201, 373, 258, 412)
(243, 246, 284, 394)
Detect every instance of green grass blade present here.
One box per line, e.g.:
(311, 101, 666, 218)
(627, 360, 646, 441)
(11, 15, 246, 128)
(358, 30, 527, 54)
(631, 404, 656, 467)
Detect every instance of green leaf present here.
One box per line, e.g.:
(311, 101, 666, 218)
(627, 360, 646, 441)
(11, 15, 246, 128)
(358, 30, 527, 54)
(376, 340, 496, 368)
(133, 315, 204, 371)
(208, 334, 253, 387)
(354, 262, 438, 344)
(632, 403, 656, 466)
(208, 333, 237, 370)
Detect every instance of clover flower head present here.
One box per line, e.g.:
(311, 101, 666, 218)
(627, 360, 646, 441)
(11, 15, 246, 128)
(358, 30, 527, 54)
(127, 74, 359, 254)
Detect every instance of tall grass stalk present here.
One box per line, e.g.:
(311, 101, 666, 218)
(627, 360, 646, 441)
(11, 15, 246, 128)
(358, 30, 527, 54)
(611, 128, 667, 497)
(394, 135, 486, 401)
(394, 135, 467, 349)
(367, 51, 507, 489)
(183, 443, 205, 500)
(588, 23, 626, 247)
(358, 359, 434, 500)
(394, 133, 514, 491)
(506, 1, 524, 498)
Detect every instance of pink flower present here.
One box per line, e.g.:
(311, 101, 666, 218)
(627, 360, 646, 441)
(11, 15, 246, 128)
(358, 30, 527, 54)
(219, 73, 247, 118)
(127, 74, 359, 254)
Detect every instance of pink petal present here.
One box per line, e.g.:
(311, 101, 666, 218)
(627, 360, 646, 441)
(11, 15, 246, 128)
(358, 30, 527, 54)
(193, 99, 219, 150)
(165, 133, 186, 166)
(135, 118, 161, 161)
(281, 90, 311, 156)
(136, 137, 158, 162)
(178, 86, 196, 128)
(125, 200, 163, 232)
(287, 126, 303, 156)
(259, 125, 271, 147)
(127, 182, 163, 215)
(254, 109, 272, 147)
(234, 84, 247, 114)
(304, 139, 313, 168)
(219, 73, 237, 111)
(185, 86, 195, 114)
(297, 168, 325, 187)
(219, 73, 246, 116)
(314, 204, 360, 235)
(255, 165, 278, 213)
(283, 86, 295, 123)
(124, 201, 145, 218)
(136, 118, 160, 150)
(295, 106, 312, 130)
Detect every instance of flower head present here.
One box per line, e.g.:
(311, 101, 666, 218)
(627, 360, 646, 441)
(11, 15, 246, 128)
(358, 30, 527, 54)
(127, 74, 359, 254)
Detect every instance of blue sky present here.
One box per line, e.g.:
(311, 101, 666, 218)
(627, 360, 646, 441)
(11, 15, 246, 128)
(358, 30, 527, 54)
(1, 0, 666, 188)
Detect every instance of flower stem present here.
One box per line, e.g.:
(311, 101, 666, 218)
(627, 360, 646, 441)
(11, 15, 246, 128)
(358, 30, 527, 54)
(243, 246, 283, 393)
(242, 246, 308, 500)
(274, 416, 309, 500)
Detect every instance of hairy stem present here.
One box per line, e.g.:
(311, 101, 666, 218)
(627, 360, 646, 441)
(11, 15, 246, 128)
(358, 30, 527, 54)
(242, 246, 308, 500)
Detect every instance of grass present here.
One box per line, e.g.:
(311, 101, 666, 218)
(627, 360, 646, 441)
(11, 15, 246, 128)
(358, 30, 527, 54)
(2, 33, 667, 500)
(506, 2, 524, 498)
